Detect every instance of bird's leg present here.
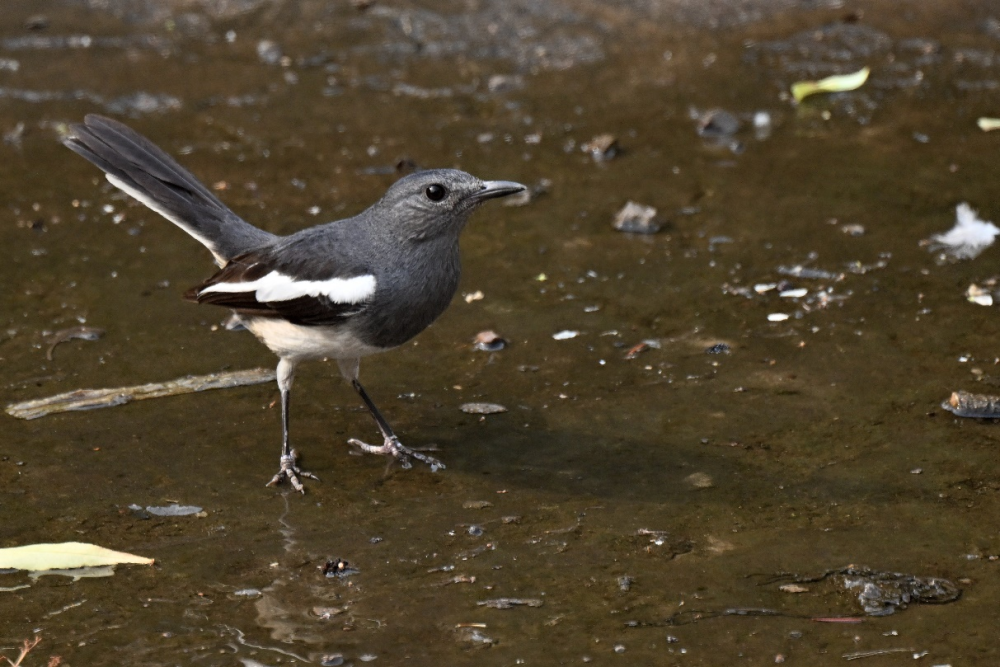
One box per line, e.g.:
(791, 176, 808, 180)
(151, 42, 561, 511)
(267, 358, 319, 492)
(346, 377, 445, 471)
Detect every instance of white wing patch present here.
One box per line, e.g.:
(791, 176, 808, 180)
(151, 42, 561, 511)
(201, 271, 377, 304)
(106, 173, 227, 266)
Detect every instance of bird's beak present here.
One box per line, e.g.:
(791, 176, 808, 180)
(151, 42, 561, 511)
(471, 180, 527, 202)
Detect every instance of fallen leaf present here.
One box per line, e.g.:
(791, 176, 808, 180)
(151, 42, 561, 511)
(791, 66, 870, 103)
(0, 542, 153, 571)
(977, 117, 1000, 132)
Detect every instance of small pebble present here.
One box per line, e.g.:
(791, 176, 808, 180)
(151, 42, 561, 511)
(582, 134, 619, 161)
(697, 109, 741, 138)
(612, 201, 661, 235)
(473, 330, 507, 352)
(463, 500, 493, 509)
(685, 472, 714, 489)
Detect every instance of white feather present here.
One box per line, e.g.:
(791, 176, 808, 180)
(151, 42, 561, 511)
(106, 173, 227, 266)
(201, 271, 377, 304)
(927, 203, 1000, 261)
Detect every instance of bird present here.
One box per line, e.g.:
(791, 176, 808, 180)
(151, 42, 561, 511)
(64, 114, 525, 492)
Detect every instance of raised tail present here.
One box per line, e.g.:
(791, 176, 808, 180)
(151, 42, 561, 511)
(64, 114, 276, 266)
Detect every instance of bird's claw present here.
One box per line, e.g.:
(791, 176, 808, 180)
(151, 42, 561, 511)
(266, 449, 320, 493)
(347, 435, 445, 472)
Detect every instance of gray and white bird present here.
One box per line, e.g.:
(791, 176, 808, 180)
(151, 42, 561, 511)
(64, 114, 525, 492)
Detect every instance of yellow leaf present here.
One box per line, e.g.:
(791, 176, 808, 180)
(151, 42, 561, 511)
(978, 117, 1000, 132)
(791, 66, 870, 103)
(0, 542, 154, 571)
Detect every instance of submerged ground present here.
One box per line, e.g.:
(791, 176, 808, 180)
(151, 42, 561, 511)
(3, 0, 1000, 664)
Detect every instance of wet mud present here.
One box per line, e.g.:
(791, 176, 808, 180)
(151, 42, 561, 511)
(3, 0, 1000, 664)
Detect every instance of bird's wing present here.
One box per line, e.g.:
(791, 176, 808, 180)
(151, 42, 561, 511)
(185, 247, 376, 326)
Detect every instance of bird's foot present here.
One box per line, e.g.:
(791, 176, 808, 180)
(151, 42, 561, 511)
(347, 435, 446, 472)
(266, 449, 320, 493)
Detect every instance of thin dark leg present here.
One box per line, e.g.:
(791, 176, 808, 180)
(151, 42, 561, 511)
(352, 378, 396, 441)
(346, 377, 445, 471)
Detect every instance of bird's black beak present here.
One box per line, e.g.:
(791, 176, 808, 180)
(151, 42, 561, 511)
(470, 180, 527, 202)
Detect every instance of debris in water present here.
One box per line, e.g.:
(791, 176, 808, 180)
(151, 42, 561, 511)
(767, 313, 790, 322)
(487, 74, 524, 94)
(233, 588, 262, 598)
(924, 203, 999, 261)
(44, 325, 104, 360)
(966, 284, 994, 306)
(697, 109, 741, 138)
(473, 330, 507, 352)
(313, 606, 345, 619)
(753, 111, 772, 140)
(779, 584, 809, 593)
(705, 343, 730, 355)
(977, 117, 1000, 132)
(552, 330, 580, 340)
(478, 598, 544, 609)
(612, 201, 662, 234)
(322, 558, 359, 579)
(142, 504, 204, 517)
(463, 290, 485, 303)
(791, 66, 870, 103)
(942, 390, 1000, 418)
(460, 402, 508, 415)
(779, 288, 808, 298)
(841, 223, 865, 236)
(842, 648, 914, 661)
(456, 626, 496, 647)
(625, 341, 649, 359)
(256, 39, 283, 66)
(5, 368, 276, 420)
(770, 566, 960, 616)
(581, 134, 619, 162)
(777, 265, 843, 280)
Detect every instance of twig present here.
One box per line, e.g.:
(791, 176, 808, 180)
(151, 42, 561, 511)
(5, 368, 276, 420)
(1, 636, 41, 667)
(843, 647, 913, 661)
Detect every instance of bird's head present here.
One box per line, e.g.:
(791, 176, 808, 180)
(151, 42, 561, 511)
(372, 169, 525, 242)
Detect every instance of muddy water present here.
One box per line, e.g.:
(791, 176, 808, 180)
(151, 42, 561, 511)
(3, 0, 1000, 664)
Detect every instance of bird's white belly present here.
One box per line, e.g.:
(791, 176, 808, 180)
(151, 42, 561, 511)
(245, 317, 385, 362)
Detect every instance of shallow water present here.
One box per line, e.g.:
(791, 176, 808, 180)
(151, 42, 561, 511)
(3, 0, 1000, 664)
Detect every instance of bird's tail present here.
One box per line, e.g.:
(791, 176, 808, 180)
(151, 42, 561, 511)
(64, 114, 276, 266)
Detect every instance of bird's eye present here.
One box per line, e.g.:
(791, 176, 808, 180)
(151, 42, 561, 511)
(425, 184, 447, 201)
